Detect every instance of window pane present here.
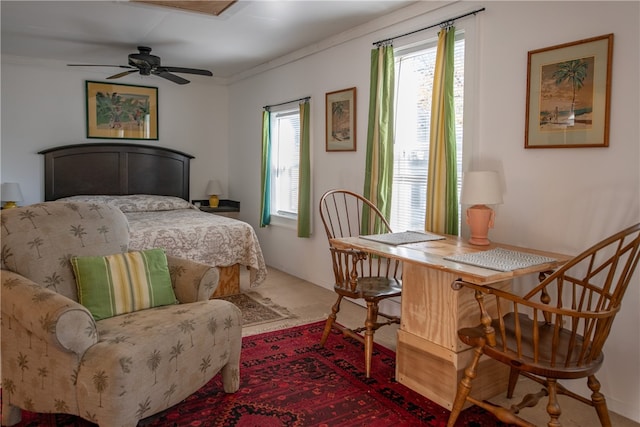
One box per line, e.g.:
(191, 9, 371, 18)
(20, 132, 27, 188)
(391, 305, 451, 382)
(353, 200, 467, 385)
(391, 36, 465, 232)
(270, 109, 300, 216)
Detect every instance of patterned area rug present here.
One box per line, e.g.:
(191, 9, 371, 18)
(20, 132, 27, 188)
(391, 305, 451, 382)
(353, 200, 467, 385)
(11, 321, 501, 426)
(216, 291, 296, 327)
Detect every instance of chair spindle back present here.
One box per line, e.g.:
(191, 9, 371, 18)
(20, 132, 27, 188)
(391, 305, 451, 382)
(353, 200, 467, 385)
(479, 223, 640, 372)
(319, 190, 400, 290)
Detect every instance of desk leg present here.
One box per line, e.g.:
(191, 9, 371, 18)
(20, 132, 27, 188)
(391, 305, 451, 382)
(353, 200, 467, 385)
(396, 262, 510, 409)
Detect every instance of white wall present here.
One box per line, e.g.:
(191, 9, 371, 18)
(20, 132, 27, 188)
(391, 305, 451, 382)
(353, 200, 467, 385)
(227, 1, 640, 421)
(0, 57, 230, 203)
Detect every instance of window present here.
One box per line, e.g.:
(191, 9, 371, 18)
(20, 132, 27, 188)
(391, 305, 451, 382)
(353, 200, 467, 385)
(270, 108, 300, 218)
(390, 33, 465, 232)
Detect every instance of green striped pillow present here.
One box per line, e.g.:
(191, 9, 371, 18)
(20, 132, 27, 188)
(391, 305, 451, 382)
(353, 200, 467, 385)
(71, 248, 177, 320)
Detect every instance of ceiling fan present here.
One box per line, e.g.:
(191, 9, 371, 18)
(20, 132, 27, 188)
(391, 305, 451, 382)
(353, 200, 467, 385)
(68, 46, 213, 85)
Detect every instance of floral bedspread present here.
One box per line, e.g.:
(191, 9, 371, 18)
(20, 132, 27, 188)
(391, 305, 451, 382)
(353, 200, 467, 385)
(58, 195, 267, 287)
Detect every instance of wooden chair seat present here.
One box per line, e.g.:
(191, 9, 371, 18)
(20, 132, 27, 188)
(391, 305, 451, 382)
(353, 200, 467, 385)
(335, 276, 402, 300)
(458, 312, 604, 380)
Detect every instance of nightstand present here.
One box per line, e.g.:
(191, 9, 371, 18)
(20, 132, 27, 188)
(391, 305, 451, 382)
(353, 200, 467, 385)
(198, 199, 240, 219)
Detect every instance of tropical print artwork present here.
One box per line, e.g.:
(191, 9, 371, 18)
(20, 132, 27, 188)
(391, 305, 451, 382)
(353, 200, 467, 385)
(539, 56, 594, 130)
(95, 91, 150, 130)
(331, 99, 351, 142)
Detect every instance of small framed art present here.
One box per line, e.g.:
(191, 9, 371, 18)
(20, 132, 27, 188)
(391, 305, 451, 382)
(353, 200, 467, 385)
(86, 81, 158, 140)
(326, 87, 356, 152)
(525, 34, 613, 148)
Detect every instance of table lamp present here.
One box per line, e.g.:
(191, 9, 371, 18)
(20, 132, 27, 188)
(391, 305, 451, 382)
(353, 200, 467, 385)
(206, 180, 223, 208)
(1, 182, 24, 209)
(460, 171, 503, 245)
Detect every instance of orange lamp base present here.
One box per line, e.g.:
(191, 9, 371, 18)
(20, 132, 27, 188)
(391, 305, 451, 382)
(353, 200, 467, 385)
(466, 204, 495, 246)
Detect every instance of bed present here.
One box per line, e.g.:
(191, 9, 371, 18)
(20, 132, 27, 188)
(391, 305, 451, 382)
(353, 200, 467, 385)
(39, 143, 267, 295)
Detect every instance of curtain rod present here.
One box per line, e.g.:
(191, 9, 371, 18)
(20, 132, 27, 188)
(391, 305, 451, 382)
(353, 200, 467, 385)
(263, 96, 310, 110)
(373, 7, 485, 46)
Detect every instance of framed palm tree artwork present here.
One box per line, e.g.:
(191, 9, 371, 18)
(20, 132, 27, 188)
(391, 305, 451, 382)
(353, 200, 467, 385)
(525, 34, 613, 148)
(86, 81, 158, 140)
(326, 87, 356, 152)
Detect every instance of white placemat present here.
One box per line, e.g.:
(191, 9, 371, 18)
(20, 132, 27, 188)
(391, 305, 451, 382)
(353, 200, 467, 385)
(444, 247, 556, 272)
(360, 231, 445, 246)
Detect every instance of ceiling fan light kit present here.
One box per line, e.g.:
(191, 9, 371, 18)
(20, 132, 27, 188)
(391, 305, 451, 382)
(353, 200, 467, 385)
(68, 46, 212, 85)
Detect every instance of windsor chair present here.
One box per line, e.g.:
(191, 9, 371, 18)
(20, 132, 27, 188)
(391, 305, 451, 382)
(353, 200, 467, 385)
(447, 223, 640, 427)
(319, 189, 402, 378)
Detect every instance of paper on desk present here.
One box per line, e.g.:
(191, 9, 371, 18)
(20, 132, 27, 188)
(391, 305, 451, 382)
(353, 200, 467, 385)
(360, 231, 445, 246)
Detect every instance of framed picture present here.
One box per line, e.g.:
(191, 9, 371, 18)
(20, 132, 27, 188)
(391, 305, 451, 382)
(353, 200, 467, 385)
(326, 87, 356, 151)
(86, 81, 158, 140)
(525, 34, 613, 148)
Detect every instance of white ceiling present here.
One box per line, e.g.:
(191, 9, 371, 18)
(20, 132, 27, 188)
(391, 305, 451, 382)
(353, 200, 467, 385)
(1, 0, 416, 81)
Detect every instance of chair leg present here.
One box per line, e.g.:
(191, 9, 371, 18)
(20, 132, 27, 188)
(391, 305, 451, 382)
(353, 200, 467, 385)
(507, 366, 520, 398)
(588, 375, 612, 427)
(364, 301, 377, 378)
(320, 295, 343, 346)
(545, 378, 562, 427)
(447, 344, 484, 427)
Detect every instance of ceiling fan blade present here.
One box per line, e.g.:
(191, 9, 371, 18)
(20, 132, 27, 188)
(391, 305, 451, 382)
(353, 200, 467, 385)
(154, 71, 190, 85)
(67, 64, 134, 69)
(159, 66, 213, 76)
(107, 70, 140, 80)
(67, 47, 209, 85)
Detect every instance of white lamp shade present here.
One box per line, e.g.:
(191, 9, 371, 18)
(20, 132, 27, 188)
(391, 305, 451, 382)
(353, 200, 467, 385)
(206, 180, 223, 196)
(1, 182, 24, 202)
(460, 171, 502, 205)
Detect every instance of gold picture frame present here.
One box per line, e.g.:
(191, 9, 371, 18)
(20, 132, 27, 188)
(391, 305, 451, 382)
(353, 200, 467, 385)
(326, 87, 356, 152)
(86, 81, 158, 140)
(525, 34, 613, 148)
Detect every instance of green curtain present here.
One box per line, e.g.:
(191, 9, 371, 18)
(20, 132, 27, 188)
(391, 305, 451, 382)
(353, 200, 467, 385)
(425, 26, 459, 235)
(259, 109, 271, 227)
(297, 100, 311, 237)
(362, 44, 395, 234)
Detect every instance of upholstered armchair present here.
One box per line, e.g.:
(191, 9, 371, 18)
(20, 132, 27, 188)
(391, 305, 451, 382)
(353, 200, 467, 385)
(1, 202, 242, 427)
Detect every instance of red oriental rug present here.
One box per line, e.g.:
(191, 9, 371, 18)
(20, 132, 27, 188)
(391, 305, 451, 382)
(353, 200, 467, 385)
(9, 321, 502, 426)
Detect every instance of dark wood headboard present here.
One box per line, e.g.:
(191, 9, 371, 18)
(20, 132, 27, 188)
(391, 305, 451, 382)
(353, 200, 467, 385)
(39, 143, 194, 201)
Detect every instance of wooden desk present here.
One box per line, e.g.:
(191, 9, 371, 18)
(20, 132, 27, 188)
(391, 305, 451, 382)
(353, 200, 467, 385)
(330, 234, 570, 409)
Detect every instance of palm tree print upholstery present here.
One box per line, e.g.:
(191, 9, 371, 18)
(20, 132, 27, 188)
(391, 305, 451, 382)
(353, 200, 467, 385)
(1, 202, 242, 427)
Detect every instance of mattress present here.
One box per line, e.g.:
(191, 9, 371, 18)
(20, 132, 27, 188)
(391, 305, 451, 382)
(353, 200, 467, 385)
(58, 195, 267, 287)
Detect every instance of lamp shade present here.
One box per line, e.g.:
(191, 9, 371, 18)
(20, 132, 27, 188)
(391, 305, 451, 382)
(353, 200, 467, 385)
(206, 180, 223, 196)
(1, 182, 24, 202)
(460, 171, 502, 205)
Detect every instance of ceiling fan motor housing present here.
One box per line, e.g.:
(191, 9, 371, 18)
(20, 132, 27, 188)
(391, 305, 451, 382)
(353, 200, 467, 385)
(129, 46, 161, 75)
